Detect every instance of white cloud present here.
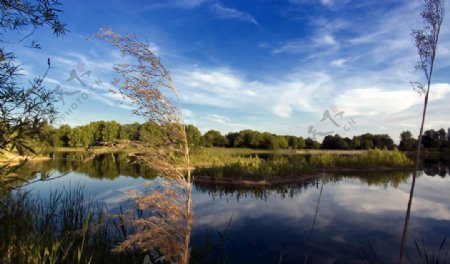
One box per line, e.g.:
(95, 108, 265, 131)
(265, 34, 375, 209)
(208, 114, 231, 123)
(330, 59, 346, 67)
(289, 0, 350, 10)
(272, 16, 343, 54)
(320, 0, 334, 7)
(175, 68, 331, 119)
(271, 34, 338, 54)
(173, 58, 450, 138)
(210, 3, 258, 25)
(334, 84, 450, 116)
(272, 104, 293, 118)
(189, 69, 243, 89)
(314, 33, 337, 46)
(139, 0, 208, 9)
(271, 40, 308, 54)
(203, 114, 249, 131)
(333, 87, 420, 116)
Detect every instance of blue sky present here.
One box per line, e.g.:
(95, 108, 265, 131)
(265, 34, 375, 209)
(6, 0, 450, 142)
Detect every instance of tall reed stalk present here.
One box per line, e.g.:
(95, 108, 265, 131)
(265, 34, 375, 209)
(399, 1, 445, 263)
(97, 29, 193, 264)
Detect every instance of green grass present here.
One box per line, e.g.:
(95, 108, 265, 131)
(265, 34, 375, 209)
(310, 149, 414, 168)
(191, 149, 413, 181)
(193, 155, 312, 180)
(0, 185, 147, 264)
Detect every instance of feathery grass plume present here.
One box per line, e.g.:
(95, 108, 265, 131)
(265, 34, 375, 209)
(399, 1, 445, 263)
(96, 29, 193, 264)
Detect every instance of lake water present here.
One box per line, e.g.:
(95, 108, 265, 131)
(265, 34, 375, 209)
(15, 153, 450, 263)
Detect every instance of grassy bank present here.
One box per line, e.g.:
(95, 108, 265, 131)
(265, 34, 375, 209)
(191, 149, 414, 182)
(3, 147, 414, 184)
(48, 147, 414, 181)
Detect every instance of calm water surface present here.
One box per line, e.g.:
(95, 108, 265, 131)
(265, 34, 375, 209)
(16, 153, 450, 263)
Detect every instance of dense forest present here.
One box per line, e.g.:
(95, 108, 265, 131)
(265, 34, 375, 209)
(31, 121, 450, 151)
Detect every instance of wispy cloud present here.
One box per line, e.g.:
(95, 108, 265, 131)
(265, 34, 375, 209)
(289, 0, 350, 10)
(330, 58, 347, 67)
(314, 33, 337, 46)
(271, 16, 343, 54)
(175, 67, 330, 119)
(210, 3, 258, 25)
(271, 33, 338, 54)
(320, 0, 334, 7)
(138, 0, 208, 9)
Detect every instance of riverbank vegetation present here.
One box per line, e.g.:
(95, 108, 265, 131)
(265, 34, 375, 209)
(0, 185, 170, 264)
(191, 149, 413, 182)
(11, 119, 450, 154)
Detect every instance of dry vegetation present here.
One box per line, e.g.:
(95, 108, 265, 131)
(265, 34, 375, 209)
(97, 29, 193, 263)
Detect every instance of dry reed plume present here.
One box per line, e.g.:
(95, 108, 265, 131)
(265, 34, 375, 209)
(96, 29, 193, 264)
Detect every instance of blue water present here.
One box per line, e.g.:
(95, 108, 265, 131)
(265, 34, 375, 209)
(17, 156, 450, 263)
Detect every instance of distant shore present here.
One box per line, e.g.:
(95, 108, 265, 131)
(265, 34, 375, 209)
(2, 147, 419, 185)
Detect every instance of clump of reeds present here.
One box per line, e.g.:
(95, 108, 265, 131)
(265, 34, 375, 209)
(310, 149, 413, 168)
(192, 150, 413, 181)
(193, 154, 312, 180)
(1, 185, 104, 264)
(0, 184, 165, 264)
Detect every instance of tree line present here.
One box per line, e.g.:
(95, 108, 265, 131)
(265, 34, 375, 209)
(38, 121, 450, 151)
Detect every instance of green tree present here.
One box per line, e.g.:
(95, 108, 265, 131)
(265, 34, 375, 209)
(185, 124, 202, 147)
(360, 139, 374, 150)
(225, 132, 242, 148)
(118, 122, 141, 141)
(239, 130, 263, 148)
(422, 129, 440, 148)
(57, 124, 71, 147)
(351, 137, 361, 149)
(69, 125, 94, 147)
(305, 137, 320, 149)
(0, 0, 67, 155)
(89, 121, 105, 143)
(272, 136, 288, 149)
(373, 134, 395, 150)
(260, 132, 274, 149)
(139, 121, 163, 145)
(399, 131, 417, 151)
(288, 136, 305, 149)
(203, 130, 227, 147)
(102, 121, 120, 144)
(321, 134, 350, 150)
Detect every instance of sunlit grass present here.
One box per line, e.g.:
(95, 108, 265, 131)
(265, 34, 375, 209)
(191, 149, 413, 180)
(310, 149, 414, 168)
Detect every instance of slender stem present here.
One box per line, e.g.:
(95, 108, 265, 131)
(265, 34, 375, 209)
(304, 179, 324, 264)
(183, 136, 192, 264)
(399, 30, 436, 263)
(398, 91, 428, 263)
(398, 3, 444, 260)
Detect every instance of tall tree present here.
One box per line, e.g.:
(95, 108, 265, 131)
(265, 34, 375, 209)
(203, 130, 227, 147)
(185, 124, 201, 147)
(399, 1, 445, 263)
(399, 131, 418, 151)
(0, 0, 67, 156)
